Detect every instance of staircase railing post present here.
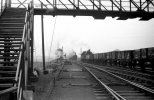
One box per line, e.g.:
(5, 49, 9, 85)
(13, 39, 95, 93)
(30, 0, 34, 79)
(24, 17, 28, 90)
(27, 20, 31, 86)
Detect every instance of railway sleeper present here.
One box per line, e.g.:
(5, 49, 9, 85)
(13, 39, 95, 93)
(80, 62, 154, 100)
(94, 93, 108, 96)
(118, 92, 146, 96)
(124, 96, 154, 100)
(106, 83, 127, 86)
(93, 90, 104, 93)
(93, 88, 112, 100)
(95, 96, 109, 100)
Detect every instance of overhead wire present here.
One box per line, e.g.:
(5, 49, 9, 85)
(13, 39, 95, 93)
(48, 16, 57, 65)
(34, 39, 38, 68)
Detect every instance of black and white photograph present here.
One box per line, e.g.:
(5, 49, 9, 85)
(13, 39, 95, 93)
(0, 0, 154, 100)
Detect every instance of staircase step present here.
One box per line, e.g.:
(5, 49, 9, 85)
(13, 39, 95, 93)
(4, 12, 26, 14)
(0, 19, 25, 23)
(0, 71, 16, 76)
(0, 42, 23, 44)
(0, 22, 24, 24)
(5, 9, 26, 13)
(6, 8, 26, 10)
(0, 23, 24, 27)
(2, 16, 26, 18)
(0, 84, 13, 87)
(0, 61, 18, 64)
(0, 71, 16, 73)
(0, 66, 16, 71)
(0, 17, 25, 21)
(0, 56, 19, 59)
(2, 8, 25, 12)
(3, 13, 25, 15)
(0, 39, 22, 41)
(0, 49, 22, 51)
(0, 45, 21, 47)
(0, 84, 14, 89)
(0, 53, 19, 55)
(0, 8, 25, 90)
(0, 18, 25, 23)
(3, 11, 25, 13)
(2, 11, 25, 14)
(0, 34, 23, 38)
(0, 27, 23, 29)
(0, 27, 24, 30)
(0, 29, 23, 33)
(0, 35, 22, 38)
(3, 12, 25, 14)
(2, 7, 26, 10)
(4, 11, 26, 13)
(0, 84, 14, 91)
(0, 77, 16, 83)
(3, 11, 26, 13)
(0, 33, 23, 35)
(0, 71, 16, 77)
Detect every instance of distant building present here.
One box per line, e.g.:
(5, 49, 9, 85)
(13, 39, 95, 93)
(81, 49, 93, 57)
(81, 49, 93, 61)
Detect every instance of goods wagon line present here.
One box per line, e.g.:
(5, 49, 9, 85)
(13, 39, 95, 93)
(76, 62, 154, 100)
(81, 47, 154, 74)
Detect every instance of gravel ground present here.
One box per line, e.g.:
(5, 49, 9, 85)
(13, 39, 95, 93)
(32, 62, 62, 100)
(32, 62, 96, 100)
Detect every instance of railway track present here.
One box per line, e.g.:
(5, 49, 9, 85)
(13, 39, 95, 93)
(75, 62, 154, 100)
(82, 63, 154, 89)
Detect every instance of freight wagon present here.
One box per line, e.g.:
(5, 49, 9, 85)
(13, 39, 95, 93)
(81, 47, 154, 73)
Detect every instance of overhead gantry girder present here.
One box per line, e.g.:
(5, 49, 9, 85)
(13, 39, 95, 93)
(4, 0, 154, 20)
(34, 8, 154, 20)
(33, 0, 154, 20)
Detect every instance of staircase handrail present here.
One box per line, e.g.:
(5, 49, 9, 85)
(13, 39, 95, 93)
(14, 1, 34, 100)
(14, 10, 28, 100)
(0, 1, 33, 99)
(0, 87, 17, 96)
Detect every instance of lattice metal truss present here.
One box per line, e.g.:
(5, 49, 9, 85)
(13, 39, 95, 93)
(34, 0, 154, 12)
(8, 0, 154, 20)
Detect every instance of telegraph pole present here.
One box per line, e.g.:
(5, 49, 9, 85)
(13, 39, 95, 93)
(41, 4, 46, 74)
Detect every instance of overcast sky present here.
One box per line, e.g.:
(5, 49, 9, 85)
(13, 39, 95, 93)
(34, 16, 154, 61)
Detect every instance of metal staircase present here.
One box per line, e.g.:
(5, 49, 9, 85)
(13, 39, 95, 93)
(0, 1, 34, 99)
(0, 0, 153, 100)
(0, 8, 26, 91)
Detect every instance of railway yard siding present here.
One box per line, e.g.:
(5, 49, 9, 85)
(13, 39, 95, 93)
(51, 63, 97, 100)
(33, 62, 100, 100)
(32, 60, 154, 100)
